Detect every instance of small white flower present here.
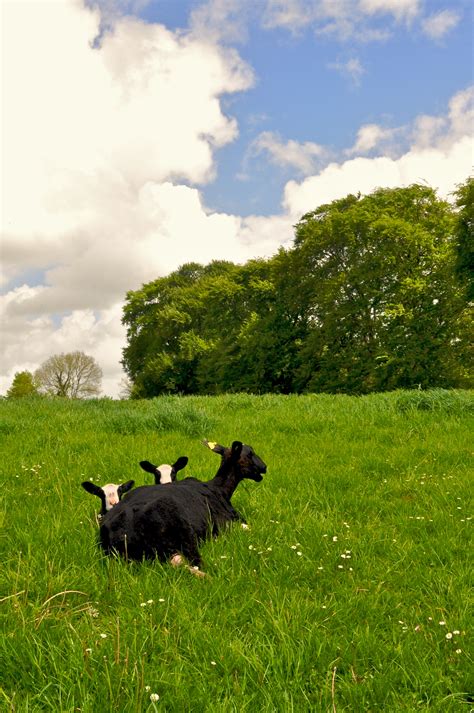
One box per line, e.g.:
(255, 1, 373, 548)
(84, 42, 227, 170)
(147, 599, 153, 604)
(318, 566, 323, 570)
(453, 630, 460, 635)
(100, 633, 107, 638)
(140, 602, 147, 607)
(85, 648, 92, 653)
(248, 545, 254, 550)
(210, 661, 217, 666)
(267, 547, 272, 552)
(332, 536, 338, 542)
(446, 632, 453, 639)
(290, 545, 297, 550)
(455, 649, 462, 654)
(158, 598, 165, 602)
(296, 551, 302, 556)
(145, 686, 151, 692)
(150, 693, 160, 702)
(338, 565, 343, 569)
(439, 621, 446, 626)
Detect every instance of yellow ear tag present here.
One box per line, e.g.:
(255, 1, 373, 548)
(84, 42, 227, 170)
(207, 441, 217, 450)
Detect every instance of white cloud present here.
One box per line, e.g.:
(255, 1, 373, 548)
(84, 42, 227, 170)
(0, 298, 127, 398)
(189, 0, 252, 43)
(262, 0, 420, 40)
(358, 0, 420, 22)
(283, 86, 473, 218)
(0, 0, 261, 396)
(421, 9, 460, 40)
(328, 57, 366, 85)
(248, 131, 328, 174)
(345, 123, 401, 155)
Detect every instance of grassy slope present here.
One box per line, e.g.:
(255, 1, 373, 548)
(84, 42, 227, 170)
(0, 391, 472, 712)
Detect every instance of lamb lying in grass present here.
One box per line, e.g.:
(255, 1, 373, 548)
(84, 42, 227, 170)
(139, 456, 188, 484)
(81, 456, 188, 518)
(98, 440, 266, 575)
(81, 479, 135, 519)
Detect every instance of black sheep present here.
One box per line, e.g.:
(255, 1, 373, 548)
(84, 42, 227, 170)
(98, 440, 266, 571)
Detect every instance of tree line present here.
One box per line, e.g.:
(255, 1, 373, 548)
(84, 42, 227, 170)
(122, 181, 473, 398)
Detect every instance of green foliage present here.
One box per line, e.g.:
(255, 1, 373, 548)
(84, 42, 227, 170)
(123, 182, 472, 397)
(6, 371, 39, 398)
(1, 393, 473, 711)
(293, 185, 468, 393)
(453, 176, 474, 301)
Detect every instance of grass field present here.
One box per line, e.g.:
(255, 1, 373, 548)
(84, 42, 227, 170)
(1, 390, 473, 712)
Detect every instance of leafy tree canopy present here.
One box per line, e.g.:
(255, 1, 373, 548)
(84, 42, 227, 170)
(6, 371, 39, 398)
(122, 182, 472, 397)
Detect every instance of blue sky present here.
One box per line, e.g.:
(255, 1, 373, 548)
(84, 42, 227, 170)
(2, 0, 472, 395)
(138, 0, 473, 215)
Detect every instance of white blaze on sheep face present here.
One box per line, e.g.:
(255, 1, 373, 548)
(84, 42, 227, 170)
(156, 464, 173, 484)
(102, 484, 120, 511)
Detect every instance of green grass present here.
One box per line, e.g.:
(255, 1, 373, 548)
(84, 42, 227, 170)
(1, 391, 472, 712)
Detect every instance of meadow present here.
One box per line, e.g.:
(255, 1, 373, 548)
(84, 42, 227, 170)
(1, 390, 472, 712)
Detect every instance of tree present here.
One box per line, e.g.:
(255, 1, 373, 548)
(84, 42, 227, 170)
(453, 176, 474, 301)
(122, 181, 472, 397)
(6, 371, 39, 398)
(290, 185, 469, 392)
(35, 351, 102, 398)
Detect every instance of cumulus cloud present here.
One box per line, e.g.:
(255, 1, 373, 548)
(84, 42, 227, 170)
(247, 132, 329, 175)
(421, 9, 461, 40)
(0, 0, 264, 396)
(0, 298, 127, 398)
(283, 86, 473, 218)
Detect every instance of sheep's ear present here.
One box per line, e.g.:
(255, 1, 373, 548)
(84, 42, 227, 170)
(173, 456, 188, 472)
(81, 482, 106, 510)
(118, 480, 134, 498)
(202, 439, 226, 455)
(139, 460, 157, 474)
(231, 441, 243, 460)
(81, 481, 104, 498)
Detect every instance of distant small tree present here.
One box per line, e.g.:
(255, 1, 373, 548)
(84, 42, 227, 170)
(7, 371, 39, 398)
(35, 351, 102, 398)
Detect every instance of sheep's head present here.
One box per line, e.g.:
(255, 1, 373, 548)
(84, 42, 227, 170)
(139, 456, 188, 484)
(81, 479, 135, 516)
(203, 439, 266, 482)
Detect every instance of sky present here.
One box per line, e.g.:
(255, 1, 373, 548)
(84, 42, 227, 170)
(1, 0, 473, 397)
